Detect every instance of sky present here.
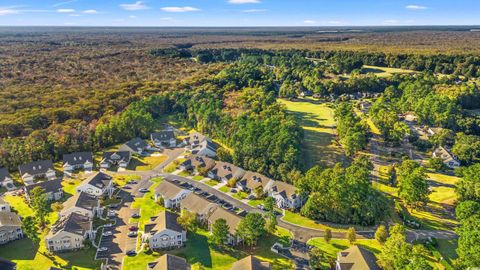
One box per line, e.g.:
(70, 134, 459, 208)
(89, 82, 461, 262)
(0, 0, 479, 27)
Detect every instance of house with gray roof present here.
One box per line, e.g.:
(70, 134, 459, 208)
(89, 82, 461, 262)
(432, 146, 461, 169)
(207, 207, 242, 246)
(0, 258, 16, 270)
(0, 168, 14, 191)
(100, 151, 131, 169)
(151, 131, 176, 148)
(179, 155, 216, 172)
(192, 139, 217, 157)
(24, 178, 63, 202)
(18, 160, 56, 185)
(120, 138, 150, 155)
(236, 171, 274, 196)
(231, 256, 271, 270)
(0, 211, 23, 245)
(76, 172, 114, 198)
(207, 162, 245, 184)
(180, 193, 218, 223)
(183, 132, 208, 148)
(336, 245, 380, 270)
(154, 180, 191, 209)
(147, 254, 190, 270)
(142, 211, 186, 250)
(268, 181, 303, 210)
(63, 152, 94, 175)
(0, 198, 11, 212)
(60, 192, 102, 218)
(45, 212, 94, 252)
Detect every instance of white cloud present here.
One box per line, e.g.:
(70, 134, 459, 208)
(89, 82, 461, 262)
(52, 0, 77, 7)
(82, 9, 98, 14)
(0, 8, 19, 16)
(160, 6, 200, 12)
(57, 8, 75, 13)
(406, 5, 427, 10)
(243, 9, 267, 13)
(303, 20, 317, 24)
(228, 0, 261, 4)
(129, 15, 136, 19)
(120, 1, 149, 11)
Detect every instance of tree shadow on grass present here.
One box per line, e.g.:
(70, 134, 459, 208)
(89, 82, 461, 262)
(170, 233, 213, 268)
(127, 157, 148, 171)
(0, 238, 38, 261)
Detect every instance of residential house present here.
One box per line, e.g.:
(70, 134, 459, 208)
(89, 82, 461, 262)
(268, 181, 303, 210)
(359, 101, 372, 114)
(183, 132, 208, 149)
(432, 146, 461, 169)
(0, 258, 16, 270)
(0, 168, 14, 190)
(299, 89, 313, 97)
(147, 254, 190, 270)
(151, 131, 176, 148)
(0, 211, 23, 245)
(179, 155, 216, 172)
(335, 245, 380, 270)
(154, 180, 191, 209)
(120, 138, 150, 155)
(18, 160, 56, 185)
(46, 212, 94, 252)
(231, 256, 271, 270)
(60, 192, 103, 218)
(236, 171, 274, 196)
(207, 162, 245, 184)
(100, 151, 131, 169)
(63, 152, 94, 175)
(180, 193, 218, 223)
(191, 139, 217, 157)
(207, 207, 242, 246)
(0, 198, 11, 212)
(76, 172, 114, 197)
(24, 179, 63, 202)
(142, 211, 186, 250)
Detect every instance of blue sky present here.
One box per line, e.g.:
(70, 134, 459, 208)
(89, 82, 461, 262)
(0, 0, 479, 26)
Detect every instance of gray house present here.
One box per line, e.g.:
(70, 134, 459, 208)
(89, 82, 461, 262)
(18, 160, 56, 185)
(63, 152, 94, 175)
(0, 168, 15, 190)
(120, 138, 150, 155)
(24, 178, 64, 202)
(60, 192, 103, 218)
(100, 151, 131, 169)
(207, 162, 245, 183)
(151, 131, 176, 148)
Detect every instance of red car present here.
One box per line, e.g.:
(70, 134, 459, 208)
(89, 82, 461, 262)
(128, 226, 138, 231)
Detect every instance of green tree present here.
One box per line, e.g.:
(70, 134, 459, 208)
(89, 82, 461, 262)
(236, 213, 266, 247)
(263, 197, 275, 212)
(177, 210, 198, 233)
(346, 227, 356, 244)
(309, 247, 324, 270)
(456, 163, 480, 202)
(324, 228, 332, 243)
(375, 225, 389, 244)
(456, 200, 480, 220)
(50, 202, 63, 212)
(427, 157, 444, 172)
(397, 160, 429, 208)
(253, 186, 265, 199)
(29, 186, 49, 227)
(265, 211, 277, 233)
(22, 216, 40, 248)
(456, 214, 480, 268)
(211, 218, 229, 246)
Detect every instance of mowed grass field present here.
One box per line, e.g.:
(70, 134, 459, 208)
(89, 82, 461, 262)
(278, 98, 342, 169)
(362, 65, 417, 78)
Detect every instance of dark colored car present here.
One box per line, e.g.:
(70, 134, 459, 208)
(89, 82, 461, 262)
(126, 250, 136, 256)
(128, 226, 138, 231)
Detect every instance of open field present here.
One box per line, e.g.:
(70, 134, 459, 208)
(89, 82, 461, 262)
(128, 154, 168, 171)
(278, 98, 342, 169)
(112, 174, 141, 187)
(362, 65, 417, 77)
(129, 178, 164, 230)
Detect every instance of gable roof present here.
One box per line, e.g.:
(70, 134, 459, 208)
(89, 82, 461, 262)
(337, 246, 380, 270)
(148, 254, 190, 270)
(239, 171, 273, 191)
(24, 178, 63, 194)
(61, 192, 98, 213)
(0, 212, 22, 227)
(185, 132, 208, 146)
(181, 155, 216, 170)
(155, 180, 186, 200)
(231, 256, 271, 270)
(63, 152, 93, 166)
(80, 172, 112, 190)
(209, 162, 244, 180)
(101, 151, 131, 164)
(121, 138, 149, 152)
(433, 146, 459, 164)
(18, 160, 54, 177)
(270, 181, 297, 200)
(144, 211, 183, 234)
(0, 259, 16, 270)
(180, 192, 218, 216)
(151, 131, 175, 142)
(208, 207, 241, 235)
(47, 212, 91, 238)
(0, 167, 11, 182)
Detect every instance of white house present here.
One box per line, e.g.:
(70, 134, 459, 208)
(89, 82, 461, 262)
(179, 155, 216, 172)
(45, 212, 94, 252)
(119, 138, 150, 155)
(268, 181, 303, 210)
(100, 151, 131, 169)
(60, 192, 103, 218)
(142, 211, 186, 250)
(207, 207, 242, 246)
(432, 146, 461, 169)
(151, 131, 176, 148)
(191, 139, 217, 157)
(0, 198, 11, 212)
(63, 152, 94, 175)
(18, 160, 56, 185)
(0, 168, 14, 191)
(24, 179, 64, 202)
(236, 171, 274, 196)
(76, 172, 114, 198)
(154, 180, 191, 209)
(180, 193, 218, 224)
(0, 212, 23, 245)
(207, 162, 245, 184)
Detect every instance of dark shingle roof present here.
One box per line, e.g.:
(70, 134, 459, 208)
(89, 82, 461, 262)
(62, 192, 98, 212)
(148, 254, 190, 270)
(48, 212, 91, 237)
(0, 167, 11, 183)
(181, 155, 216, 170)
(101, 151, 131, 165)
(121, 138, 149, 152)
(18, 160, 54, 177)
(0, 259, 16, 270)
(151, 131, 175, 142)
(82, 172, 112, 189)
(337, 246, 381, 270)
(231, 256, 271, 270)
(24, 178, 63, 194)
(63, 152, 93, 166)
(209, 162, 244, 180)
(145, 211, 183, 234)
(192, 140, 217, 154)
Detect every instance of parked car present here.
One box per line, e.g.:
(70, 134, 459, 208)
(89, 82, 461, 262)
(108, 204, 117, 209)
(107, 210, 116, 217)
(123, 186, 131, 190)
(129, 226, 138, 231)
(230, 188, 238, 193)
(98, 247, 108, 252)
(256, 204, 265, 210)
(127, 231, 137, 237)
(131, 213, 140, 218)
(127, 180, 137, 184)
(102, 231, 113, 237)
(126, 250, 136, 256)
(139, 188, 148, 193)
(104, 223, 113, 228)
(115, 195, 122, 200)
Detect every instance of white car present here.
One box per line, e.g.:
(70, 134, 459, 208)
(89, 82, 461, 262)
(98, 247, 108, 252)
(104, 223, 113, 228)
(102, 231, 113, 237)
(107, 210, 116, 217)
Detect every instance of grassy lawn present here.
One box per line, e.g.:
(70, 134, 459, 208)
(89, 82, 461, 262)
(204, 179, 219, 187)
(128, 154, 168, 171)
(232, 191, 248, 200)
(362, 65, 416, 78)
(112, 174, 141, 187)
(178, 170, 191, 177)
(219, 185, 230, 193)
(278, 98, 342, 169)
(129, 179, 165, 230)
(192, 175, 204, 181)
(436, 239, 458, 268)
(62, 178, 83, 197)
(282, 210, 346, 232)
(123, 229, 293, 270)
(163, 162, 178, 173)
(247, 199, 263, 208)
